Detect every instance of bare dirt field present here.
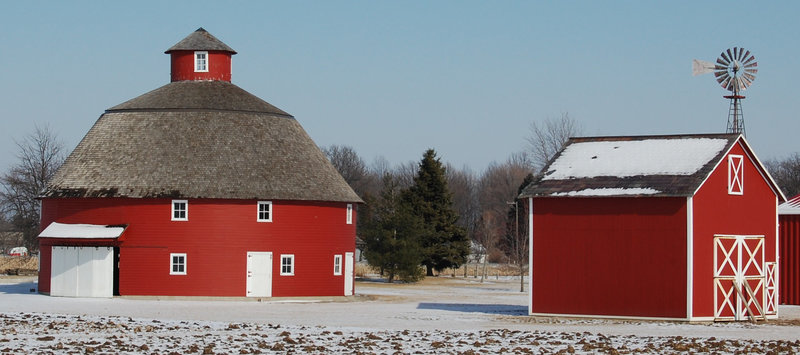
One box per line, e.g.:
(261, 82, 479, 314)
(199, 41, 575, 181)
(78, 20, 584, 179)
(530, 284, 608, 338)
(1, 274, 799, 354)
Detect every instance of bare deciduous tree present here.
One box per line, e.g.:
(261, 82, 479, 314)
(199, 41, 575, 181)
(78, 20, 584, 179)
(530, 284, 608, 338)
(0, 125, 65, 250)
(393, 161, 419, 189)
(473, 211, 500, 282)
(766, 153, 800, 198)
(445, 164, 479, 240)
(526, 112, 582, 172)
(477, 154, 532, 291)
(322, 145, 375, 198)
(504, 173, 534, 292)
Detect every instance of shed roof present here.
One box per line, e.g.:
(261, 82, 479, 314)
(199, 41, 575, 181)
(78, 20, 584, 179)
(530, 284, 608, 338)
(780, 194, 800, 215)
(43, 81, 362, 203)
(520, 133, 783, 199)
(165, 27, 237, 54)
(39, 223, 126, 239)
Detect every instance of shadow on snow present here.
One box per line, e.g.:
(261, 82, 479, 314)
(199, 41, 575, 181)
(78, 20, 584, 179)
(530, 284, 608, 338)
(0, 281, 37, 295)
(417, 302, 527, 315)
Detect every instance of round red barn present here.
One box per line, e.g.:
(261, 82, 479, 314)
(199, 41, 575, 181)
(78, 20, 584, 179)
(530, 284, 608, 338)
(37, 29, 361, 299)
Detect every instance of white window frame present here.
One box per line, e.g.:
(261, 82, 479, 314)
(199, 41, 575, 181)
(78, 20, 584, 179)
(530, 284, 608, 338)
(257, 201, 273, 222)
(194, 51, 208, 72)
(346, 204, 353, 224)
(728, 154, 744, 195)
(334, 254, 342, 275)
(172, 200, 188, 221)
(280, 254, 295, 276)
(170, 253, 187, 275)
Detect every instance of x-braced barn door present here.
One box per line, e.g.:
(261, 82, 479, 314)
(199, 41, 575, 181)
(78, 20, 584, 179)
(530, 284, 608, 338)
(713, 235, 776, 321)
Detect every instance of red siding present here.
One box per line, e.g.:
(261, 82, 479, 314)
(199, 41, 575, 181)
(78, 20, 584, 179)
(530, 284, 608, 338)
(691, 142, 779, 317)
(170, 50, 232, 82)
(39, 197, 356, 297)
(531, 197, 688, 318)
(780, 214, 800, 305)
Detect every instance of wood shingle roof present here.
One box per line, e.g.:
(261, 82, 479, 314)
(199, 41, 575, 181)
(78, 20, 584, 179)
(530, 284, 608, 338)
(165, 27, 236, 54)
(44, 81, 362, 203)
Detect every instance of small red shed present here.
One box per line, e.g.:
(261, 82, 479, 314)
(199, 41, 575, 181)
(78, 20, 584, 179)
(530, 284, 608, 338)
(37, 28, 362, 298)
(779, 194, 800, 305)
(520, 134, 785, 321)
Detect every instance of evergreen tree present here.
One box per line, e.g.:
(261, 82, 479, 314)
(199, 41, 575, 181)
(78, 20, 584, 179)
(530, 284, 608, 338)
(404, 149, 469, 276)
(361, 174, 425, 283)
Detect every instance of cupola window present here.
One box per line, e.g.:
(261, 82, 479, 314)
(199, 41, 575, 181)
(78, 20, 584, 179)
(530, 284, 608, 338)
(194, 51, 208, 72)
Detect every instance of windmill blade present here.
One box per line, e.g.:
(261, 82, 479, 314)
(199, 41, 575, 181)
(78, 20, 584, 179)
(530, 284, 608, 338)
(743, 54, 756, 65)
(734, 77, 745, 91)
(741, 76, 753, 89)
(720, 76, 732, 89)
(743, 72, 756, 82)
(733, 47, 739, 60)
(726, 48, 734, 63)
(744, 61, 758, 68)
(692, 59, 716, 76)
(717, 57, 730, 66)
(714, 70, 729, 80)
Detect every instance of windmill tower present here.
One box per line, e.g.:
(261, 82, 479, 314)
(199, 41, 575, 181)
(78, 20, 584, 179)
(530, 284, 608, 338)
(693, 47, 758, 136)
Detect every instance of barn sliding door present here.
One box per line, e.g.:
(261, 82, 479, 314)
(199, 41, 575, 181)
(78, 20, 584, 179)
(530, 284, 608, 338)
(713, 235, 775, 321)
(50, 246, 114, 298)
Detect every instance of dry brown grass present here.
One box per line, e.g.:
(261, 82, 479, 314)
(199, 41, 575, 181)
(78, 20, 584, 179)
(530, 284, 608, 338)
(0, 256, 39, 275)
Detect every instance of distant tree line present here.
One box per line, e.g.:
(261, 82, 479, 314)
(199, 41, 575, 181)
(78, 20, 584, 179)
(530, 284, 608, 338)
(766, 154, 800, 198)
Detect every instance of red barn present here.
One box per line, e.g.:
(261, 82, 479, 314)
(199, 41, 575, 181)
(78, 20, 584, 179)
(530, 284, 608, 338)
(779, 194, 800, 305)
(520, 134, 785, 321)
(37, 28, 362, 298)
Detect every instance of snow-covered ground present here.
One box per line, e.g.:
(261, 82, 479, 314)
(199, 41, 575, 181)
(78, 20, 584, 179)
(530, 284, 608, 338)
(1, 275, 799, 354)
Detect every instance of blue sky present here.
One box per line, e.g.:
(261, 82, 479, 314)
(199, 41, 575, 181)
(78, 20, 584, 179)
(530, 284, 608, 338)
(1, 1, 798, 173)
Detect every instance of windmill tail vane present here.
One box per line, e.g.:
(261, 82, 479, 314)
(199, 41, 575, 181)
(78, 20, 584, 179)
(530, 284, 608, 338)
(692, 47, 757, 136)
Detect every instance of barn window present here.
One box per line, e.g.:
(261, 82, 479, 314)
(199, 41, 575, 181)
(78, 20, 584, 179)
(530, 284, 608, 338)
(280, 254, 294, 276)
(334, 254, 342, 275)
(172, 200, 188, 221)
(728, 155, 744, 195)
(170, 253, 187, 275)
(346, 204, 353, 224)
(194, 51, 208, 72)
(257, 201, 272, 222)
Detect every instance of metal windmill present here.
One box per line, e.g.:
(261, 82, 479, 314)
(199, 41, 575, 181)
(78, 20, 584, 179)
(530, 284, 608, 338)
(693, 47, 758, 136)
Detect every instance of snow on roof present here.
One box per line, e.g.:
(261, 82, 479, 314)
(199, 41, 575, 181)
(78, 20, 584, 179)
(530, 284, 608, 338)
(780, 194, 800, 215)
(551, 187, 661, 197)
(38, 222, 126, 239)
(542, 138, 729, 180)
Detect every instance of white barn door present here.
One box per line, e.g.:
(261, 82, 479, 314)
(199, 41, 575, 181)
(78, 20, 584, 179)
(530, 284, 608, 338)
(246, 252, 272, 297)
(50, 246, 113, 298)
(344, 252, 354, 296)
(713, 235, 771, 321)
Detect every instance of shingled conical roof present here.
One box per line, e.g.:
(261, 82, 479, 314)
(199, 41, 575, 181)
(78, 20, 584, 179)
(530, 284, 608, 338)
(165, 27, 236, 54)
(43, 30, 360, 203)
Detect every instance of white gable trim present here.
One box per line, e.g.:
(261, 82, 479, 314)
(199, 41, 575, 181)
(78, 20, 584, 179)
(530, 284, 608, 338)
(691, 136, 785, 201)
(686, 196, 694, 319)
